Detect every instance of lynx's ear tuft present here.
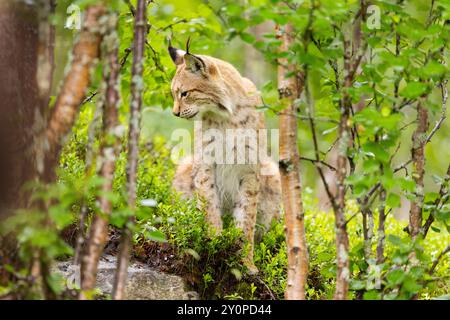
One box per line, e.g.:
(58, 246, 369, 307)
(183, 37, 207, 76)
(168, 39, 185, 65)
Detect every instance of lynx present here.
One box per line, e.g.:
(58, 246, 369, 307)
(168, 41, 281, 274)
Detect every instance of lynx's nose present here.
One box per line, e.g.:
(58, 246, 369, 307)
(173, 110, 180, 117)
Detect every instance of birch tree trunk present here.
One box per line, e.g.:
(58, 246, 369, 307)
(276, 22, 309, 300)
(112, 0, 147, 300)
(79, 12, 121, 299)
(333, 28, 355, 300)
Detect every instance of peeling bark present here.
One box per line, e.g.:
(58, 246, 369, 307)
(79, 11, 121, 299)
(276, 23, 308, 300)
(112, 0, 147, 300)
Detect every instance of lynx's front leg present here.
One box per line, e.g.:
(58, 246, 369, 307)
(193, 164, 223, 234)
(233, 171, 259, 275)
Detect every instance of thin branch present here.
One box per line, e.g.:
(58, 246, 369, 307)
(124, 0, 136, 16)
(322, 137, 340, 156)
(112, 0, 147, 300)
(260, 100, 338, 123)
(299, 156, 337, 171)
(422, 163, 450, 238)
(399, 120, 416, 131)
(202, 0, 228, 26)
(424, 81, 448, 144)
(80, 46, 132, 106)
(305, 73, 338, 212)
(156, 18, 188, 31)
(428, 245, 450, 275)
(255, 275, 276, 300)
(119, 47, 132, 68)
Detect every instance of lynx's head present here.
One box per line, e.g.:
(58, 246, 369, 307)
(168, 39, 249, 120)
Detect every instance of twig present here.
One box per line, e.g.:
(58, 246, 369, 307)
(305, 69, 338, 212)
(428, 245, 450, 275)
(322, 137, 339, 156)
(124, 0, 136, 16)
(422, 163, 450, 238)
(82, 91, 98, 105)
(119, 47, 132, 68)
(156, 19, 188, 31)
(424, 81, 448, 144)
(202, 0, 228, 26)
(399, 120, 416, 131)
(299, 156, 337, 171)
(80, 46, 132, 106)
(255, 275, 276, 300)
(260, 100, 338, 123)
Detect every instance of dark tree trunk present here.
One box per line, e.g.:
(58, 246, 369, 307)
(0, 1, 42, 217)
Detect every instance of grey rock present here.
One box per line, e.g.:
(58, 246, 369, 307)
(54, 255, 198, 300)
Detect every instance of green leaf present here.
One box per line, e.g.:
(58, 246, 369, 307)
(363, 290, 381, 300)
(420, 61, 446, 78)
(386, 193, 401, 208)
(430, 226, 440, 233)
(402, 276, 422, 293)
(350, 279, 366, 290)
(145, 230, 167, 243)
(400, 82, 429, 99)
(387, 235, 403, 246)
(240, 32, 255, 44)
(386, 269, 405, 285)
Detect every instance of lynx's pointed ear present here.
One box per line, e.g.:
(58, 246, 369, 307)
(183, 37, 207, 76)
(168, 39, 185, 66)
(219, 97, 233, 115)
(184, 53, 207, 75)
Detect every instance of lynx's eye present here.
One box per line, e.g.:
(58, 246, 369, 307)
(181, 91, 188, 98)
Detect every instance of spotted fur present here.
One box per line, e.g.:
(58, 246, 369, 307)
(168, 44, 281, 274)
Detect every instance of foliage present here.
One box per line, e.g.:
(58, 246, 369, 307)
(1, 0, 449, 300)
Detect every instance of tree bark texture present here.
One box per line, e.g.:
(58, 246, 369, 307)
(79, 12, 121, 299)
(112, 0, 147, 300)
(333, 31, 353, 300)
(409, 100, 429, 239)
(276, 23, 309, 300)
(0, 1, 41, 217)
